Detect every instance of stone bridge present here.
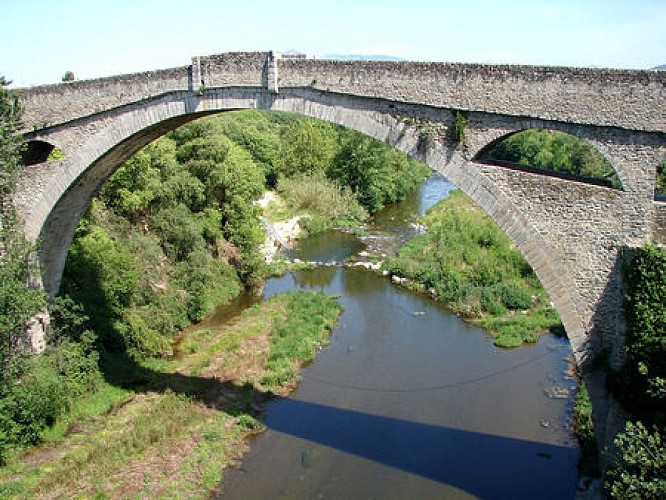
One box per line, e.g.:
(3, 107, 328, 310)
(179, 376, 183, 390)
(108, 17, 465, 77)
(13, 52, 666, 449)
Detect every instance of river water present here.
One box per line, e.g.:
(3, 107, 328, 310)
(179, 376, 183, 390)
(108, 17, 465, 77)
(220, 175, 580, 499)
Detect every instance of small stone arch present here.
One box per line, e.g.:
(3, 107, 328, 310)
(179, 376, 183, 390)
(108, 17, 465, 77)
(471, 126, 624, 190)
(21, 139, 64, 166)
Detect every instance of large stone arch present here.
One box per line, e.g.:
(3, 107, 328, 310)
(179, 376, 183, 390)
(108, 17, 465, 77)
(15, 84, 641, 456)
(18, 87, 586, 363)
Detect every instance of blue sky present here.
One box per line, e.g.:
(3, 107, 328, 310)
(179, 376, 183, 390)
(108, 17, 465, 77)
(4, 0, 665, 86)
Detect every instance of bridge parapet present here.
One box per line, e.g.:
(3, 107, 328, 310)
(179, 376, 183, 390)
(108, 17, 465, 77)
(16, 52, 665, 135)
(18, 66, 189, 130)
(277, 58, 665, 133)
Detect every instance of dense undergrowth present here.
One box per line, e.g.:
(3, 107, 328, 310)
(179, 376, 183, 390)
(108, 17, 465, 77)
(384, 189, 561, 347)
(604, 245, 666, 498)
(0, 109, 429, 468)
(0, 291, 341, 497)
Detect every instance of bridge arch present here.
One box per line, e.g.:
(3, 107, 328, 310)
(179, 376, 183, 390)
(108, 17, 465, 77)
(21, 87, 590, 369)
(12, 53, 664, 469)
(473, 128, 623, 190)
(21, 139, 62, 166)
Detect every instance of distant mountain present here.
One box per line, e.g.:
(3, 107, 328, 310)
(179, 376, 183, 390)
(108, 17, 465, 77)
(652, 64, 666, 70)
(323, 53, 404, 62)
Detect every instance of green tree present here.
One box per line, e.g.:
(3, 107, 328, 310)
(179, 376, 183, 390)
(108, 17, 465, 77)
(216, 110, 283, 186)
(0, 77, 46, 378)
(276, 119, 338, 177)
(64, 221, 139, 346)
(170, 119, 266, 286)
(488, 129, 621, 189)
(605, 245, 666, 497)
(606, 421, 666, 498)
(613, 245, 666, 424)
(99, 148, 161, 223)
(331, 130, 430, 213)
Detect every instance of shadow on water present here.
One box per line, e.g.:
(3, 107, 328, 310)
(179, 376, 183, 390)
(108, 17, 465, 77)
(263, 398, 578, 499)
(99, 350, 577, 499)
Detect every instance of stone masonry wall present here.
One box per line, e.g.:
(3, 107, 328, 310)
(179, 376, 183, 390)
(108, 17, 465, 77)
(277, 58, 665, 132)
(655, 202, 666, 244)
(17, 52, 665, 136)
(18, 66, 189, 129)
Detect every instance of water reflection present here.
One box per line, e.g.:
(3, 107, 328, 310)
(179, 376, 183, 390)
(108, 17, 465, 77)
(289, 229, 364, 263)
(291, 265, 337, 289)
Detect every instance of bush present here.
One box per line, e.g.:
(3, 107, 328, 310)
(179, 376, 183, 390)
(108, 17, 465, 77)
(278, 171, 368, 231)
(172, 249, 242, 322)
(611, 245, 666, 425)
(387, 190, 559, 343)
(0, 339, 102, 464)
(601, 245, 666, 496)
(606, 421, 666, 498)
(330, 130, 430, 213)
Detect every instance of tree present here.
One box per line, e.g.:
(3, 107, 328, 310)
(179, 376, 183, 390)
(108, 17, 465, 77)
(276, 119, 338, 177)
(606, 421, 666, 498)
(330, 129, 430, 213)
(488, 129, 621, 189)
(61, 71, 75, 82)
(657, 160, 666, 196)
(0, 77, 46, 378)
(0, 76, 24, 210)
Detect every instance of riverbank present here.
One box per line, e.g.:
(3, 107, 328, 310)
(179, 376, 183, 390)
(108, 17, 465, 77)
(0, 291, 341, 498)
(383, 189, 562, 347)
(261, 186, 562, 348)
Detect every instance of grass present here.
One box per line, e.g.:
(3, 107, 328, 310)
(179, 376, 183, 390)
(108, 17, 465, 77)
(0, 291, 342, 498)
(572, 381, 600, 477)
(277, 172, 368, 234)
(384, 189, 562, 346)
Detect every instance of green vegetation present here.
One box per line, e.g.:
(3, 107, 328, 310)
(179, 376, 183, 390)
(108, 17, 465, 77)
(487, 129, 622, 189)
(277, 172, 368, 234)
(0, 77, 46, 372)
(453, 110, 468, 146)
(606, 421, 666, 498)
(0, 107, 428, 476)
(261, 291, 341, 388)
(657, 160, 666, 196)
(331, 128, 431, 214)
(62, 110, 428, 360)
(0, 77, 52, 464)
(572, 382, 600, 477)
(385, 189, 561, 346)
(0, 290, 341, 498)
(613, 245, 666, 425)
(604, 245, 666, 497)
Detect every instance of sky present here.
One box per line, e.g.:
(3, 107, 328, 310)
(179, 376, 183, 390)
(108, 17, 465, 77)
(4, 0, 665, 86)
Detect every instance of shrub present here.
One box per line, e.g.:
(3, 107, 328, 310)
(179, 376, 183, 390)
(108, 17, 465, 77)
(386, 190, 560, 344)
(606, 421, 666, 498)
(572, 382, 600, 477)
(611, 245, 666, 425)
(278, 171, 368, 230)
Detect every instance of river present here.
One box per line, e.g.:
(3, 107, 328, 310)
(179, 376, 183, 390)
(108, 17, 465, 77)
(219, 174, 580, 499)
